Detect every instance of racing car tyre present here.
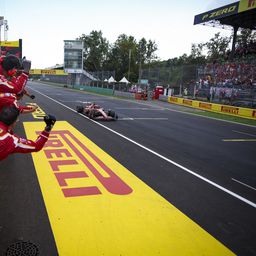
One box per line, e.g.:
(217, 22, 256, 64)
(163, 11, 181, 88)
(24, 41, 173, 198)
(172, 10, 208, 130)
(76, 106, 84, 113)
(89, 109, 97, 119)
(107, 110, 116, 118)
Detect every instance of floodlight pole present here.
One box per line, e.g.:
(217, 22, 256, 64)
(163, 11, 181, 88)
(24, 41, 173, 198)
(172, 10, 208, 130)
(230, 25, 239, 61)
(138, 52, 142, 84)
(3, 20, 8, 41)
(128, 49, 131, 81)
(0, 16, 3, 55)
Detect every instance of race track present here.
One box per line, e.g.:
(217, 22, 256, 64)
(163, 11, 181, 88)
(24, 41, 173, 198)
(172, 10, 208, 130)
(0, 81, 256, 256)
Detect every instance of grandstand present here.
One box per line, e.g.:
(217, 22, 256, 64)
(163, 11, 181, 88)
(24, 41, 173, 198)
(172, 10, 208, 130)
(190, 0, 256, 107)
(194, 0, 256, 59)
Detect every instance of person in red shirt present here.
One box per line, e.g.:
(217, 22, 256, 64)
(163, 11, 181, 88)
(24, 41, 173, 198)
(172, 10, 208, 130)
(0, 55, 31, 94)
(0, 106, 56, 161)
(0, 92, 38, 114)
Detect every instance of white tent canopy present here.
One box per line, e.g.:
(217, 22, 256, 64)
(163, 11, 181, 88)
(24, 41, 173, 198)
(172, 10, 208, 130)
(119, 76, 130, 84)
(108, 76, 116, 83)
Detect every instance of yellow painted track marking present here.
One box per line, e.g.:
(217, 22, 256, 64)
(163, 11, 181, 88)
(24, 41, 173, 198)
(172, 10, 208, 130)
(28, 104, 46, 119)
(223, 139, 256, 142)
(24, 121, 235, 256)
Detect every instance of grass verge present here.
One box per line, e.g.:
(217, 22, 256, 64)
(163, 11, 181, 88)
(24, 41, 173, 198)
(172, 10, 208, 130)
(190, 110, 256, 126)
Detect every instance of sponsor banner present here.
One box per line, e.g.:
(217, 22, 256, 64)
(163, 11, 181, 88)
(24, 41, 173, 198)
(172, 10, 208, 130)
(0, 39, 22, 58)
(183, 99, 193, 106)
(238, 0, 256, 12)
(42, 70, 68, 75)
(0, 40, 19, 47)
(199, 102, 212, 110)
(168, 96, 256, 120)
(24, 121, 234, 256)
(238, 107, 256, 119)
(29, 69, 42, 75)
(221, 106, 239, 115)
(29, 69, 68, 75)
(169, 97, 178, 103)
(194, 2, 239, 25)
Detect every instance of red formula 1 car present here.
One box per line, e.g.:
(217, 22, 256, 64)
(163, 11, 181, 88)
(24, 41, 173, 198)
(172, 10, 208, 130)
(76, 102, 118, 121)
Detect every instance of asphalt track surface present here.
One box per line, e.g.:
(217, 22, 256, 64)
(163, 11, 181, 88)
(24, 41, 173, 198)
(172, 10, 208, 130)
(0, 81, 256, 255)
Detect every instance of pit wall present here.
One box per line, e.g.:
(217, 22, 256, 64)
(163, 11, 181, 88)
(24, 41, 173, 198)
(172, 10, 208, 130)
(73, 84, 136, 98)
(167, 96, 256, 120)
(73, 85, 114, 96)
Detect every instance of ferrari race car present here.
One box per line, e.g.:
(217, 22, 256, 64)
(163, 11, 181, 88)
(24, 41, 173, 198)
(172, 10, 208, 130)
(76, 102, 118, 121)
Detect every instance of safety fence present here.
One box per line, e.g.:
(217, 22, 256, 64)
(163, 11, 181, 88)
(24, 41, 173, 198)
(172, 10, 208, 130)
(140, 61, 256, 108)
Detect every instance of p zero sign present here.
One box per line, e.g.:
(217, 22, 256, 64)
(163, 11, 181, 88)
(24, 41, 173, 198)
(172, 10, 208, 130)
(194, 2, 239, 25)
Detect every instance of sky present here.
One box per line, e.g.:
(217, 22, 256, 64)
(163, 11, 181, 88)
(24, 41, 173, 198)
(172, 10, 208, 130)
(0, 0, 238, 68)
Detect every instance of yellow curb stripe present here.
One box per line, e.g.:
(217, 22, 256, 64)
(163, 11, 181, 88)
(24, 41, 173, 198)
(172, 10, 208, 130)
(24, 121, 235, 256)
(223, 139, 256, 142)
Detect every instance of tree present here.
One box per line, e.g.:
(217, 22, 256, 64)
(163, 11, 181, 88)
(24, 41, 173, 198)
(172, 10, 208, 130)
(77, 31, 159, 82)
(104, 34, 137, 81)
(78, 30, 109, 71)
(236, 29, 255, 45)
(236, 28, 256, 50)
(205, 32, 231, 61)
(137, 38, 147, 65)
(146, 40, 158, 63)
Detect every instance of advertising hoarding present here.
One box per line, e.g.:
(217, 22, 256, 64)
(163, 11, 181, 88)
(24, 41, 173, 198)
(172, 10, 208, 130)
(0, 39, 22, 58)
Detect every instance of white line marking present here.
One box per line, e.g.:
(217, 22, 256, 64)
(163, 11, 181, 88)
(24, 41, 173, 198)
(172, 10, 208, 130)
(222, 139, 256, 142)
(116, 107, 165, 111)
(29, 87, 256, 209)
(232, 178, 256, 191)
(119, 118, 134, 120)
(59, 100, 85, 103)
(133, 117, 168, 120)
(119, 118, 168, 121)
(232, 130, 256, 137)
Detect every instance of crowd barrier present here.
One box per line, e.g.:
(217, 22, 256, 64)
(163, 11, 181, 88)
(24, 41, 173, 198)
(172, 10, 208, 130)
(168, 96, 256, 120)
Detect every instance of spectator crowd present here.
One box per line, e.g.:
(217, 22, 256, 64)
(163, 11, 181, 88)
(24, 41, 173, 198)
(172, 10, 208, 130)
(194, 58, 256, 104)
(199, 62, 256, 89)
